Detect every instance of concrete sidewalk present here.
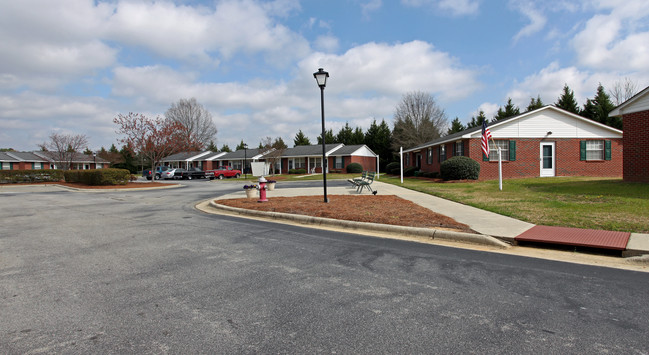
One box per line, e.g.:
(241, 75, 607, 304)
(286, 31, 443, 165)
(212, 180, 649, 256)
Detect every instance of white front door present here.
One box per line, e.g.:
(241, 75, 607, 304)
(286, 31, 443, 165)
(540, 142, 555, 177)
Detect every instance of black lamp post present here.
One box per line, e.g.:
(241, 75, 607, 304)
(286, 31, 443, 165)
(243, 143, 248, 179)
(314, 68, 329, 203)
(93, 152, 96, 169)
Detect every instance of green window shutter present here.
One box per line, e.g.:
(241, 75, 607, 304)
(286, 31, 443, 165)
(605, 140, 611, 160)
(580, 141, 586, 161)
(509, 140, 516, 161)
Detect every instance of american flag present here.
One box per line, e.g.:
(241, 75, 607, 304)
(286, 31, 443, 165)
(481, 120, 492, 158)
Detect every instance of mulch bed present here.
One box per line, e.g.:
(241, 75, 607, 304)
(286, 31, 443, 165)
(216, 195, 472, 232)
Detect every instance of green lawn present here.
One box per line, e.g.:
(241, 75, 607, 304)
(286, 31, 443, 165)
(377, 176, 649, 233)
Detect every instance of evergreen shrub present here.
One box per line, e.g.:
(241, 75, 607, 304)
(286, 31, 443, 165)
(440, 156, 480, 180)
(64, 168, 130, 185)
(345, 162, 363, 174)
(385, 162, 400, 174)
(403, 166, 418, 177)
(0, 169, 64, 184)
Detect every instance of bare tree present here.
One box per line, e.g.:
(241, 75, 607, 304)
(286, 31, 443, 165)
(392, 91, 448, 149)
(165, 98, 218, 150)
(113, 113, 200, 182)
(39, 132, 89, 170)
(260, 136, 287, 175)
(609, 77, 638, 105)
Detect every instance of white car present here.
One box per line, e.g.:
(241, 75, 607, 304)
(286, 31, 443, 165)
(160, 168, 178, 180)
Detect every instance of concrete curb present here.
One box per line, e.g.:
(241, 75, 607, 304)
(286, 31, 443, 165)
(52, 183, 184, 192)
(207, 200, 511, 249)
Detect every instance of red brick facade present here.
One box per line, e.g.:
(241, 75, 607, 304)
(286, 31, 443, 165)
(406, 138, 623, 180)
(622, 110, 649, 182)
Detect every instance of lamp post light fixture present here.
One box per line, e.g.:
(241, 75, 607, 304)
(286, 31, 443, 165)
(243, 143, 248, 179)
(313, 68, 329, 203)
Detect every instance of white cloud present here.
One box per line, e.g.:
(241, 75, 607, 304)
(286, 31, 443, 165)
(572, 0, 649, 71)
(314, 35, 340, 53)
(298, 41, 480, 102)
(511, 1, 547, 43)
(402, 0, 480, 16)
(361, 0, 383, 19)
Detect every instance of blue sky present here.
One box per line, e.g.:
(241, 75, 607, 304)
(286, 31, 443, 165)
(1, 0, 648, 151)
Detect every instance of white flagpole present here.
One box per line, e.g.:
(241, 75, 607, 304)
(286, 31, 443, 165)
(498, 147, 503, 191)
(400, 147, 403, 184)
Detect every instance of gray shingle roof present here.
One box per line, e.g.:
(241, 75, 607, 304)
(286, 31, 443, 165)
(282, 144, 342, 157)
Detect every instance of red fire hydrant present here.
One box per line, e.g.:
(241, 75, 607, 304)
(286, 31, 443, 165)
(258, 176, 268, 203)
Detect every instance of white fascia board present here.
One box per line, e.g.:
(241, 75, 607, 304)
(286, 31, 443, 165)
(205, 152, 227, 161)
(187, 151, 211, 161)
(610, 85, 649, 116)
(326, 143, 345, 156)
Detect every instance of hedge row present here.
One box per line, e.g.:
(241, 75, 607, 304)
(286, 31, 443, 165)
(0, 169, 65, 184)
(63, 168, 131, 185)
(288, 168, 307, 174)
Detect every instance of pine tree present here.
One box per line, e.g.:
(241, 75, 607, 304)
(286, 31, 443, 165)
(351, 127, 365, 145)
(335, 123, 354, 144)
(526, 95, 544, 111)
(207, 140, 218, 152)
(447, 117, 465, 134)
(364, 119, 393, 169)
(466, 110, 488, 128)
(555, 84, 580, 114)
(581, 83, 618, 129)
(316, 129, 335, 144)
(293, 130, 311, 146)
(236, 140, 246, 150)
(220, 144, 231, 152)
(494, 98, 520, 120)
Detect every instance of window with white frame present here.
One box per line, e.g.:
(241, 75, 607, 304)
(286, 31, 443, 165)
(488, 140, 510, 161)
(2, 162, 10, 170)
(427, 148, 433, 164)
(34, 162, 42, 169)
(586, 140, 604, 160)
(455, 141, 464, 157)
(334, 156, 343, 169)
(439, 145, 447, 163)
(405, 153, 410, 166)
(294, 158, 306, 169)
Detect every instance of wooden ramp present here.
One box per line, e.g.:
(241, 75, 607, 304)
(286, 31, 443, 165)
(515, 226, 631, 250)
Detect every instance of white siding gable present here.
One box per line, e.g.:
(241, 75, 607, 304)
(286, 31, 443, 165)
(349, 146, 376, 157)
(468, 107, 622, 139)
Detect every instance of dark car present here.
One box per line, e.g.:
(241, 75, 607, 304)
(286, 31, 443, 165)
(173, 167, 207, 180)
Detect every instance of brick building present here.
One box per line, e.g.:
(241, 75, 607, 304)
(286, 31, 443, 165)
(403, 106, 623, 180)
(609, 85, 649, 183)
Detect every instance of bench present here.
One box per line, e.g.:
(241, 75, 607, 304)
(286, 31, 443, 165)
(348, 171, 367, 187)
(356, 171, 376, 194)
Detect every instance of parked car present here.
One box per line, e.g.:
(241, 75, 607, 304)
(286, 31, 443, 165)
(142, 166, 171, 180)
(160, 168, 178, 180)
(206, 166, 242, 180)
(173, 167, 207, 180)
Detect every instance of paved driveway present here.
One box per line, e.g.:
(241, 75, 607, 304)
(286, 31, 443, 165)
(1, 180, 648, 353)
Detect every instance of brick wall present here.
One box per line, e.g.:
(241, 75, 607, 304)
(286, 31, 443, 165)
(623, 110, 649, 182)
(405, 138, 623, 180)
(348, 156, 377, 172)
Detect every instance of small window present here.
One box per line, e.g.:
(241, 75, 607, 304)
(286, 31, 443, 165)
(334, 156, 343, 169)
(427, 148, 433, 164)
(455, 141, 464, 157)
(489, 140, 510, 161)
(586, 140, 604, 160)
(405, 153, 410, 166)
(439, 145, 447, 163)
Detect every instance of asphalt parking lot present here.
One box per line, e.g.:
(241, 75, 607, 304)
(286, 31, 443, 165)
(1, 180, 648, 353)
